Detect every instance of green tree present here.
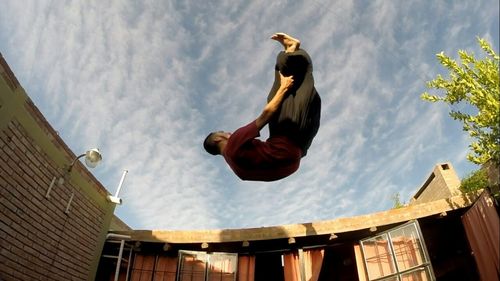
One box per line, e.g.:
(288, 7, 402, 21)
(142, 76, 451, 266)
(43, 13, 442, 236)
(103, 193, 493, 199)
(421, 37, 500, 165)
(460, 169, 489, 193)
(391, 192, 405, 209)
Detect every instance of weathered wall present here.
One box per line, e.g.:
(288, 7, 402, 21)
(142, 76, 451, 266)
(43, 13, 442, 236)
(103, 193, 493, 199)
(482, 160, 499, 192)
(410, 162, 461, 205)
(0, 53, 115, 280)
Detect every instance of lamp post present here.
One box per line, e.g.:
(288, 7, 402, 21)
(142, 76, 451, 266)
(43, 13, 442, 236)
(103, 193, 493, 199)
(67, 148, 103, 172)
(46, 148, 103, 198)
(63, 148, 102, 213)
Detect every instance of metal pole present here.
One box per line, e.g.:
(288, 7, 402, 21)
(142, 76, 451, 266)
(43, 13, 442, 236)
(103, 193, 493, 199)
(68, 153, 86, 172)
(64, 193, 75, 214)
(125, 247, 133, 281)
(114, 239, 125, 281)
(45, 177, 57, 198)
(115, 170, 129, 197)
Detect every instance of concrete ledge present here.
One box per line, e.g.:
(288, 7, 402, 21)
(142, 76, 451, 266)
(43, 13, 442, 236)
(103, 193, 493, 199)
(111, 190, 482, 243)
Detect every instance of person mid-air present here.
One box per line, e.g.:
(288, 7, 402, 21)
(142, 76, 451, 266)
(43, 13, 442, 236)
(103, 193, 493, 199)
(203, 33, 321, 181)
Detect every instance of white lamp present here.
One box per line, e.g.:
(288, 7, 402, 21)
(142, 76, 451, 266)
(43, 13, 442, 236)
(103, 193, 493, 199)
(84, 148, 102, 168)
(68, 148, 102, 172)
(48, 148, 103, 198)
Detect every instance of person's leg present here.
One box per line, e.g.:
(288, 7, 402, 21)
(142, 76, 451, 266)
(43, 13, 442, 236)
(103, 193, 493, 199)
(267, 49, 321, 155)
(298, 93, 321, 156)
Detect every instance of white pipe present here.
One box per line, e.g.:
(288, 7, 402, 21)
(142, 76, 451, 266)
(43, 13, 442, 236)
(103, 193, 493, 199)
(114, 170, 128, 197)
(106, 233, 131, 240)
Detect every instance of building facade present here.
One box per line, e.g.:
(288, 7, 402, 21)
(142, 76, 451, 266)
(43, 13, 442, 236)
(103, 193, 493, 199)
(98, 188, 499, 281)
(0, 53, 117, 280)
(1, 53, 498, 281)
(95, 162, 499, 281)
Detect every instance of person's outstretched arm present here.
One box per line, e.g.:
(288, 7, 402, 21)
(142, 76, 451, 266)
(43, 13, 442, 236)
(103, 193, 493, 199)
(255, 73, 293, 130)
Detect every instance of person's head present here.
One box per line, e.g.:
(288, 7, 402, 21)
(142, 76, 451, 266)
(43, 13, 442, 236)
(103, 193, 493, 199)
(203, 131, 231, 155)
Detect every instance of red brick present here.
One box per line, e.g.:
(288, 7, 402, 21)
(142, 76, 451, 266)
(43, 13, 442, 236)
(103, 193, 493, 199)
(10, 221, 29, 237)
(0, 174, 8, 188)
(18, 160, 36, 178)
(2, 125, 14, 139)
(14, 165, 38, 189)
(13, 143, 26, 156)
(25, 148, 40, 163)
(0, 131, 8, 145)
(0, 210, 13, 226)
(20, 137, 34, 155)
(23, 244, 39, 258)
(3, 261, 31, 280)
(11, 186, 30, 204)
(0, 150, 9, 162)
(0, 221, 15, 238)
(1, 141, 14, 157)
(6, 142, 20, 160)
(8, 153, 22, 166)
(32, 169, 53, 188)
(6, 121, 17, 132)
(0, 159, 15, 176)
(9, 243, 24, 258)
(26, 232, 47, 249)
(8, 169, 28, 188)
(1, 195, 19, 213)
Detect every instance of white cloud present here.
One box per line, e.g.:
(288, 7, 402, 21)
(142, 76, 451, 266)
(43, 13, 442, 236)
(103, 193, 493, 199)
(0, 0, 497, 230)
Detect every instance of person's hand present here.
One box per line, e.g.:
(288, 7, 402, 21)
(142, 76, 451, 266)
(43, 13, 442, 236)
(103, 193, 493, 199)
(279, 72, 294, 89)
(256, 72, 294, 130)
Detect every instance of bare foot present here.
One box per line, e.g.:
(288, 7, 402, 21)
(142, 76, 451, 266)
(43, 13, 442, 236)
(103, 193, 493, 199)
(271, 32, 300, 52)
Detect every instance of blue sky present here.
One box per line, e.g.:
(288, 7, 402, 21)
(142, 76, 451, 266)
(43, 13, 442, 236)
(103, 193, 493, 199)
(0, 0, 498, 230)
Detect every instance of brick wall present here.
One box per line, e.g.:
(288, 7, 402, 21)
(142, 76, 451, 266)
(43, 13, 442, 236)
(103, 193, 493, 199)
(410, 163, 461, 205)
(0, 53, 115, 280)
(0, 119, 106, 280)
(482, 160, 499, 188)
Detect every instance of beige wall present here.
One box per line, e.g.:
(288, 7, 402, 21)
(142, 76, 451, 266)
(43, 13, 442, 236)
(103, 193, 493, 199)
(0, 53, 116, 280)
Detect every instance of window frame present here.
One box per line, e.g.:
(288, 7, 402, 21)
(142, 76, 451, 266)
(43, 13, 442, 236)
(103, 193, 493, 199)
(176, 250, 238, 281)
(359, 221, 435, 281)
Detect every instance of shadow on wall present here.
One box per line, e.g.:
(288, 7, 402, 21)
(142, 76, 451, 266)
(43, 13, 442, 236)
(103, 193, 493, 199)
(444, 189, 486, 211)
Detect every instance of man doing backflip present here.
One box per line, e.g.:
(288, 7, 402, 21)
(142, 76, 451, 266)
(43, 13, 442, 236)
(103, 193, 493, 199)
(203, 33, 321, 181)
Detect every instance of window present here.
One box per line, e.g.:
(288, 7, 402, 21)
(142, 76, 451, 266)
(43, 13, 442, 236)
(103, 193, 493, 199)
(360, 221, 435, 281)
(177, 251, 237, 281)
(440, 164, 449, 170)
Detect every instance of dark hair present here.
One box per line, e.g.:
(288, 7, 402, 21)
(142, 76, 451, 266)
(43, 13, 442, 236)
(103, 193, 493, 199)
(203, 132, 220, 155)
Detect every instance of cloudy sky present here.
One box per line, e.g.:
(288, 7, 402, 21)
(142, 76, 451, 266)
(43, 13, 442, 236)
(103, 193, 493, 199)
(1, 0, 498, 230)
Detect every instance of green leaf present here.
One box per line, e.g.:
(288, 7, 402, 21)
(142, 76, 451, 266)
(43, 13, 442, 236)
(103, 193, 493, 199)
(421, 38, 500, 165)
